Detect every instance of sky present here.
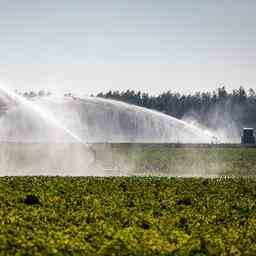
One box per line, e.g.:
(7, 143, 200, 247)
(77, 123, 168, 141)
(0, 0, 256, 95)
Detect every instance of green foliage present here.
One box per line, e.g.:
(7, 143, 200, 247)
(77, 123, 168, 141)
(0, 177, 255, 255)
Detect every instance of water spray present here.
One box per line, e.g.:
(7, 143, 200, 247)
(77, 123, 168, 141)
(0, 84, 223, 176)
(0, 84, 96, 174)
(0, 86, 84, 143)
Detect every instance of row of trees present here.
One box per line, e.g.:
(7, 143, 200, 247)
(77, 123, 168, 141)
(97, 87, 256, 130)
(15, 90, 51, 98)
(16, 86, 256, 131)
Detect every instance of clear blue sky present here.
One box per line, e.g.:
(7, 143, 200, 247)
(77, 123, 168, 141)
(0, 0, 256, 94)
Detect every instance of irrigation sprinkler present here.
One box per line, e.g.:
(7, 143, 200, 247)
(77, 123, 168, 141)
(241, 128, 255, 144)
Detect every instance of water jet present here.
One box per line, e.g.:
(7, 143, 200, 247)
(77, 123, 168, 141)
(0, 86, 220, 176)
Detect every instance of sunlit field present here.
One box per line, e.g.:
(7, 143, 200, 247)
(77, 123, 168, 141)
(0, 176, 255, 255)
(1, 146, 256, 255)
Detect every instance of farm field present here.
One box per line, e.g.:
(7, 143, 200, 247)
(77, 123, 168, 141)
(0, 176, 255, 255)
(1, 143, 256, 177)
(95, 144, 256, 177)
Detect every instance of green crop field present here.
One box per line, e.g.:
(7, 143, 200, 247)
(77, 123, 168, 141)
(95, 144, 256, 177)
(0, 176, 256, 255)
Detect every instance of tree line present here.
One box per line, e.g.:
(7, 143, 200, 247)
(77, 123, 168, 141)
(16, 86, 256, 131)
(97, 87, 256, 130)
